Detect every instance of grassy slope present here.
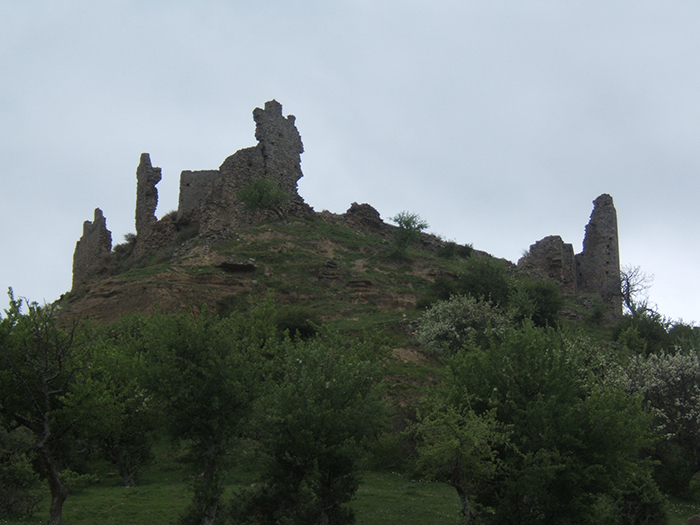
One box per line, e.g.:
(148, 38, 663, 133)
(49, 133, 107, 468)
(41, 215, 700, 523)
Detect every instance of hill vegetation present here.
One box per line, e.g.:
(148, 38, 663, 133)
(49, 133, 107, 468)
(3, 212, 700, 525)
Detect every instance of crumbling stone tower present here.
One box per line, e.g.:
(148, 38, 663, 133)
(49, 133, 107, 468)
(517, 193, 622, 317)
(135, 153, 162, 237)
(575, 194, 622, 314)
(71, 208, 112, 291)
(178, 99, 311, 233)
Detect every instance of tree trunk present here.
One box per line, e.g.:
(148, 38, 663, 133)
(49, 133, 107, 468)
(450, 483, 472, 525)
(39, 447, 68, 525)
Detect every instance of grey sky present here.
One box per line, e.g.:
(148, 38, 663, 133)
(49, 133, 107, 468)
(2, 1, 698, 322)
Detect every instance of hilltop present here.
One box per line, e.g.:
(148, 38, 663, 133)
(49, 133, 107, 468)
(60, 100, 620, 330)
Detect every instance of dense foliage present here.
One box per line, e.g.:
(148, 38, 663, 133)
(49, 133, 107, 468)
(415, 321, 665, 524)
(3, 243, 700, 525)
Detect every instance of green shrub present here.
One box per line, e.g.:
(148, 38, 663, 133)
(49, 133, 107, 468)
(510, 280, 564, 327)
(417, 294, 512, 355)
(613, 312, 671, 355)
(437, 241, 473, 259)
(389, 211, 428, 257)
(274, 306, 321, 340)
(0, 427, 42, 517)
(238, 178, 290, 219)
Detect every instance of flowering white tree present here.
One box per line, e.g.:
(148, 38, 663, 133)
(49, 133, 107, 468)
(417, 295, 512, 355)
(624, 350, 700, 495)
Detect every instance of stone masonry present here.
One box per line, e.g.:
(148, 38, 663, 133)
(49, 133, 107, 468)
(518, 235, 577, 294)
(72, 208, 112, 291)
(135, 153, 162, 237)
(518, 194, 622, 316)
(71, 100, 313, 289)
(575, 193, 621, 313)
(178, 100, 312, 233)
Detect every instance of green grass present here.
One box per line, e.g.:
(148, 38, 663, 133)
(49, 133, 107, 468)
(2, 470, 463, 525)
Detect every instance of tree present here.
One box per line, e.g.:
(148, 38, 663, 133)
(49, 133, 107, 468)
(431, 323, 664, 524)
(0, 426, 43, 517)
(237, 178, 290, 219)
(0, 291, 91, 525)
(75, 319, 161, 487)
(412, 401, 508, 524)
(142, 306, 278, 525)
(231, 331, 386, 525)
(625, 350, 700, 496)
(389, 211, 428, 256)
(620, 265, 654, 317)
(417, 294, 512, 355)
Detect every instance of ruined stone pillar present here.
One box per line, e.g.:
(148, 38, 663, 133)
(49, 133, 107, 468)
(72, 208, 112, 291)
(135, 153, 162, 236)
(575, 194, 622, 316)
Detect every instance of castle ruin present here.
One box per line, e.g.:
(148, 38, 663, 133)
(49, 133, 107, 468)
(71, 100, 623, 316)
(71, 100, 312, 289)
(72, 208, 112, 290)
(517, 194, 622, 316)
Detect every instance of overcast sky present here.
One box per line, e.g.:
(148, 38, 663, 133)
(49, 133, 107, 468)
(2, 1, 698, 323)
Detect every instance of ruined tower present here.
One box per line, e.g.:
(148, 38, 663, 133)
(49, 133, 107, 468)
(135, 153, 162, 237)
(72, 208, 112, 291)
(517, 193, 622, 317)
(575, 193, 622, 315)
(177, 100, 311, 232)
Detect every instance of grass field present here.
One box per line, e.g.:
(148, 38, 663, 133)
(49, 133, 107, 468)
(4, 467, 700, 525)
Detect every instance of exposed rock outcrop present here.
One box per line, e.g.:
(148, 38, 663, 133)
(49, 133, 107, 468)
(72, 208, 112, 291)
(343, 203, 389, 235)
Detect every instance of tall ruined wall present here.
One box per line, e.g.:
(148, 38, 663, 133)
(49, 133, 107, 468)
(575, 193, 621, 314)
(72, 208, 112, 291)
(517, 235, 577, 294)
(135, 153, 161, 236)
(180, 100, 312, 233)
(177, 170, 221, 222)
(517, 194, 622, 316)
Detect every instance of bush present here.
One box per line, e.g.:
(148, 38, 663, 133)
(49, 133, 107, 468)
(274, 306, 321, 340)
(613, 312, 671, 355)
(625, 350, 700, 496)
(439, 323, 664, 524)
(456, 256, 513, 307)
(237, 178, 290, 219)
(417, 295, 512, 355)
(509, 280, 564, 327)
(389, 211, 428, 256)
(230, 332, 385, 525)
(0, 427, 42, 517)
(437, 241, 473, 259)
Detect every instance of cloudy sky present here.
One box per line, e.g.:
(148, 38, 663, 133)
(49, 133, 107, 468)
(2, 1, 698, 322)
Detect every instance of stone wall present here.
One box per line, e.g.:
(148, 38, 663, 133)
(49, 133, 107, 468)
(518, 235, 577, 294)
(575, 194, 621, 314)
(72, 208, 112, 291)
(177, 170, 221, 223)
(135, 153, 161, 236)
(178, 100, 312, 234)
(517, 194, 622, 316)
